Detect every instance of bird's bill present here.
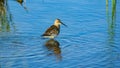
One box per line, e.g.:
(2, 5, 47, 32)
(61, 22, 67, 27)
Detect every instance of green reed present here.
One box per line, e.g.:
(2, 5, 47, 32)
(106, 0, 116, 44)
(111, 0, 116, 23)
(0, 0, 15, 32)
(106, 1, 117, 66)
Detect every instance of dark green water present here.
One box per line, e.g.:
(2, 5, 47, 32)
(0, 0, 120, 68)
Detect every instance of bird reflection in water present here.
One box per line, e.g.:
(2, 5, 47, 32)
(45, 39, 62, 61)
(16, 0, 28, 11)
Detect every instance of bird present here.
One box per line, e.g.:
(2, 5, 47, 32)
(16, 0, 23, 5)
(42, 19, 67, 39)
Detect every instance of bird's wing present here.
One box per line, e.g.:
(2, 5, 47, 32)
(42, 25, 59, 36)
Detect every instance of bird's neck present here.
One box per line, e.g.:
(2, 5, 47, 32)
(54, 23, 60, 28)
(54, 24, 60, 28)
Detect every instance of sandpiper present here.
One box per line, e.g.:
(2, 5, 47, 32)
(42, 19, 67, 38)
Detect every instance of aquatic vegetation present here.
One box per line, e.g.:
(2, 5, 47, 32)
(106, 0, 116, 44)
(0, 0, 14, 32)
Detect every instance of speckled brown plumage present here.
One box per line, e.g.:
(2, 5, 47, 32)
(42, 25, 60, 37)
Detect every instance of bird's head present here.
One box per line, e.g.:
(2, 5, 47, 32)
(54, 19, 67, 27)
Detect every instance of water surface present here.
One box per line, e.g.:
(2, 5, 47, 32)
(0, 0, 120, 68)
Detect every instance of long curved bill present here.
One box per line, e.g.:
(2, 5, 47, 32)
(61, 22, 67, 27)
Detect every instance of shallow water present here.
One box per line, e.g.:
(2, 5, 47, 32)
(0, 0, 120, 68)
